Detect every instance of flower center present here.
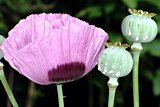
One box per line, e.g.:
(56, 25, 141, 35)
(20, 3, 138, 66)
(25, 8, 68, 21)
(48, 61, 85, 83)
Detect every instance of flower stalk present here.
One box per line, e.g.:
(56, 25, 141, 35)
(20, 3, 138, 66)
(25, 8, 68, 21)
(131, 43, 143, 107)
(108, 83, 118, 107)
(57, 84, 64, 107)
(121, 8, 158, 107)
(7, 70, 14, 107)
(98, 42, 133, 107)
(0, 62, 19, 107)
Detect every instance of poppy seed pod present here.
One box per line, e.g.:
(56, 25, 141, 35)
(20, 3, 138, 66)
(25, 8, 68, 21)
(0, 35, 5, 59)
(98, 42, 133, 86)
(121, 9, 158, 43)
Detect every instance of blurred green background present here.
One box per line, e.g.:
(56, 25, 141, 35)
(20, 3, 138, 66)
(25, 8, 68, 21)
(0, 0, 160, 107)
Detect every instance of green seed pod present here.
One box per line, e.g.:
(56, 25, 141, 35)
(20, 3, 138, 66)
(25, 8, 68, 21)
(0, 35, 5, 46)
(98, 42, 133, 85)
(121, 9, 158, 43)
(0, 35, 5, 59)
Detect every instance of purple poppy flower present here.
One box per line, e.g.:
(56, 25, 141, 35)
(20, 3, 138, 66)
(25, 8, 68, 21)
(1, 13, 108, 85)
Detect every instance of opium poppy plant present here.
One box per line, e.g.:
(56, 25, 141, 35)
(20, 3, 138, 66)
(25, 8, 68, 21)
(1, 13, 108, 85)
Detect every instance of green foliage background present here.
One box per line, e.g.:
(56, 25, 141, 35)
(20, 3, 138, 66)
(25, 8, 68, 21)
(0, 0, 160, 107)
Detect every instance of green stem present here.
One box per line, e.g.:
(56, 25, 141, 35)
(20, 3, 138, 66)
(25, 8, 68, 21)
(107, 77, 118, 107)
(131, 43, 143, 107)
(0, 63, 19, 107)
(56, 84, 64, 107)
(7, 70, 14, 107)
(108, 84, 117, 107)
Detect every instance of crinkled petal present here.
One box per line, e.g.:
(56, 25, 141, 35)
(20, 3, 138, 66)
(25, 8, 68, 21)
(1, 13, 108, 84)
(12, 37, 52, 85)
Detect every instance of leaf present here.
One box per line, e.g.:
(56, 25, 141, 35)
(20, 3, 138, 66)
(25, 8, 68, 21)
(155, 15, 160, 33)
(157, 21, 160, 33)
(108, 32, 124, 42)
(0, 22, 8, 32)
(104, 3, 115, 14)
(33, 90, 45, 100)
(143, 0, 160, 8)
(91, 79, 104, 89)
(75, 10, 87, 18)
(142, 39, 160, 57)
(121, 0, 138, 9)
(153, 69, 160, 96)
(87, 6, 102, 19)
(147, 40, 160, 57)
(76, 6, 102, 19)
(143, 70, 154, 82)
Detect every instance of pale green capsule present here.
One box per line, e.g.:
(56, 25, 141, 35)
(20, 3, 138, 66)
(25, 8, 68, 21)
(98, 45, 133, 79)
(121, 9, 158, 43)
(0, 35, 5, 59)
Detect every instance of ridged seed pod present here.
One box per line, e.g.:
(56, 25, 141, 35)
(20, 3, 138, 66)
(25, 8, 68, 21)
(0, 35, 5, 59)
(98, 42, 133, 85)
(121, 9, 158, 43)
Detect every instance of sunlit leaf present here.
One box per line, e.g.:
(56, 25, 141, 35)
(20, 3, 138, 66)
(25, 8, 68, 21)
(121, 0, 138, 9)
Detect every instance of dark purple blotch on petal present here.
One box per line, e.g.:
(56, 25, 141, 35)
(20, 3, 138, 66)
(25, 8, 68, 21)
(48, 61, 85, 83)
